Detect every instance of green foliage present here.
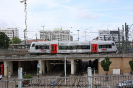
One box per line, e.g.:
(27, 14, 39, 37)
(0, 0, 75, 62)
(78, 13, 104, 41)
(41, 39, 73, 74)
(0, 32, 10, 49)
(129, 58, 133, 71)
(101, 57, 112, 72)
(23, 74, 33, 79)
(10, 37, 21, 44)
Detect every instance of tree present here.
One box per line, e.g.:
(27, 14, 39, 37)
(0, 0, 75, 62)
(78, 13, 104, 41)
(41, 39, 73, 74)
(101, 57, 112, 77)
(10, 37, 21, 44)
(0, 32, 10, 49)
(129, 58, 133, 73)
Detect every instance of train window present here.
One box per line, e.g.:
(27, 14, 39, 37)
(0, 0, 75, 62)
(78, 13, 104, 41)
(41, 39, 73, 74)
(41, 46, 49, 49)
(77, 45, 82, 49)
(95, 46, 97, 50)
(59, 46, 67, 50)
(67, 46, 72, 50)
(55, 46, 56, 51)
(32, 44, 35, 47)
(99, 45, 112, 48)
(59, 46, 61, 50)
(35, 46, 40, 49)
(35, 45, 49, 49)
(92, 46, 94, 50)
(52, 46, 53, 51)
(72, 46, 77, 49)
(81, 45, 90, 49)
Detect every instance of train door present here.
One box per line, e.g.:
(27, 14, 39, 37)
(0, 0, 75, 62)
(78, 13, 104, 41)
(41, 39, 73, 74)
(91, 44, 97, 53)
(51, 44, 57, 53)
(0, 64, 4, 75)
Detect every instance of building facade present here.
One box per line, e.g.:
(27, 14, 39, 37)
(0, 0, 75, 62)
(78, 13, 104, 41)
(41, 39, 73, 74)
(40, 30, 73, 41)
(98, 30, 122, 41)
(0, 28, 19, 40)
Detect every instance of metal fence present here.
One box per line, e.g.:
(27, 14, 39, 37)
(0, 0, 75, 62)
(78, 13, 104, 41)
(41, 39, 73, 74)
(0, 75, 133, 88)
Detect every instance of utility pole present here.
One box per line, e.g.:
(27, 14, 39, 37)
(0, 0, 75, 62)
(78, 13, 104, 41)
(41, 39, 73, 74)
(77, 30, 79, 41)
(35, 33, 37, 41)
(20, 0, 27, 45)
(122, 25, 125, 53)
(125, 23, 127, 53)
(41, 25, 45, 41)
(126, 25, 129, 53)
(125, 23, 129, 53)
(85, 31, 86, 41)
(118, 27, 120, 51)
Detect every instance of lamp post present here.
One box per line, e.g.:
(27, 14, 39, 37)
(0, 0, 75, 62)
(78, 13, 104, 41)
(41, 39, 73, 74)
(41, 25, 45, 41)
(77, 30, 79, 41)
(20, 0, 27, 45)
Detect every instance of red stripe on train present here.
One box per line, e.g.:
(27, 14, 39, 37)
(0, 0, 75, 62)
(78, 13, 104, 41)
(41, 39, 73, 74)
(40, 49, 45, 51)
(102, 49, 105, 50)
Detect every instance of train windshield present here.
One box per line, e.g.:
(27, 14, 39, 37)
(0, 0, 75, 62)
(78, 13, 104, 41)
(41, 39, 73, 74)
(112, 43, 115, 46)
(32, 44, 35, 47)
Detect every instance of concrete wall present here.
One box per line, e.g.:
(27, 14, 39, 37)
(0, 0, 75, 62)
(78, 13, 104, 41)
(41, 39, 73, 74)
(4, 61, 13, 76)
(98, 57, 132, 74)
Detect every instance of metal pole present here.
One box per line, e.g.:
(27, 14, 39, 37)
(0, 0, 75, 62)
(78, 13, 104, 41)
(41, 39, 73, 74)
(118, 27, 120, 51)
(85, 31, 86, 41)
(69, 31, 70, 41)
(77, 30, 79, 41)
(122, 25, 124, 53)
(131, 35, 133, 48)
(12, 29, 15, 54)
(41, 25, 45, 41)
(20, 0, 27, 44)
(64, 57, 66, 85)
(125, 23, 127, 53)
(87, 67, 92, 88)
(7, 66, 8, 88)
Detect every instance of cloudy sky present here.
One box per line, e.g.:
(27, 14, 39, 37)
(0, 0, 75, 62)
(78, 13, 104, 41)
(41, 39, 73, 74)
(0, 0, 133, 41)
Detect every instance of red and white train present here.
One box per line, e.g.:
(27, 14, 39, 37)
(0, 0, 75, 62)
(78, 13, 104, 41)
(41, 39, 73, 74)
(29, 40, 118, 55)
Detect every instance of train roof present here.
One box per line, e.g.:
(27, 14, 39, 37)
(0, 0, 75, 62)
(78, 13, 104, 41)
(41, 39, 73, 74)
(31, 41, 90, 44)
(90, 40, 114, 44)
(31, 40, 115, 45)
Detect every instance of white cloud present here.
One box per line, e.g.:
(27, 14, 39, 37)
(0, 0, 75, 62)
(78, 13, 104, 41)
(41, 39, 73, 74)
(0, 17, 9, 27)
(75, 9, 97, 19)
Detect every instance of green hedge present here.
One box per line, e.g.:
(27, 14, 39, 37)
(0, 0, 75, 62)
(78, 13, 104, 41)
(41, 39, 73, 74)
(23, 74, 33, 79)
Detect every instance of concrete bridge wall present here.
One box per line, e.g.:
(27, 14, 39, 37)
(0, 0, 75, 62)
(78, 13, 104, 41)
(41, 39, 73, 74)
(98, 57, 132, 74)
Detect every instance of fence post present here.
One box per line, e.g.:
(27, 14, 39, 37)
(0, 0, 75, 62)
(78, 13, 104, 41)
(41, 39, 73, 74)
(87, 67, 92, 88)
(18, 67, 23, 88)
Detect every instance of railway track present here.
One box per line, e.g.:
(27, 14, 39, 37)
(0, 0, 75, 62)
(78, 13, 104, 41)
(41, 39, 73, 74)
(53, 64, 71, 86)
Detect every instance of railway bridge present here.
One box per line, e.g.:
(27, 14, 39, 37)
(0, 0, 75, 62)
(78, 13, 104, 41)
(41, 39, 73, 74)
(0, 53, 133, 77)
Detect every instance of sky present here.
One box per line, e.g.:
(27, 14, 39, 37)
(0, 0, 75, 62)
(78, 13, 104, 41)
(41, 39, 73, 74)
(0, 0, 133, 41)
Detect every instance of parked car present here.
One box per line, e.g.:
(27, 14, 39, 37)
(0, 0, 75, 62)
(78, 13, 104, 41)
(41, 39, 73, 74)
(116, 80, 133, 88)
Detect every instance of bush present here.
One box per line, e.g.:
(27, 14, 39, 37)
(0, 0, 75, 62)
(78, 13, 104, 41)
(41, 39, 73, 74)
(23, 74, 33, 79)
(129, 58, 133, 72)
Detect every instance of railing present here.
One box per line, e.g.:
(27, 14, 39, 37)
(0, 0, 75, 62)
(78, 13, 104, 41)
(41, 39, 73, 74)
(0, 75, 133, 88)
(1, 53, 133, 60)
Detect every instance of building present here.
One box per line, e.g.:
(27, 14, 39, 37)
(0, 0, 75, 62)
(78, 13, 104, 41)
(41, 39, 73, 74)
(40, 29, 73, 41)
(98, 30, 122, 41)
(0, 28, 19, 40)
